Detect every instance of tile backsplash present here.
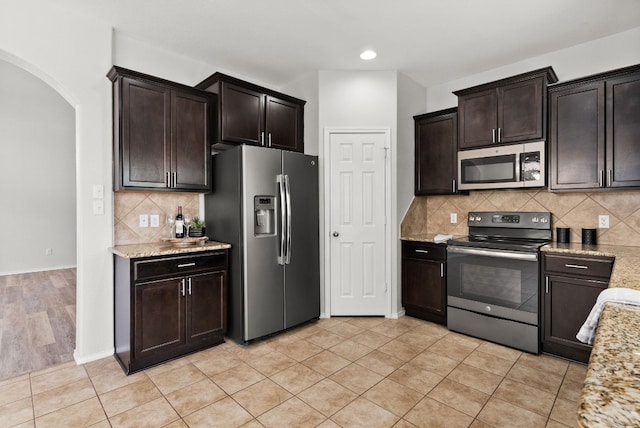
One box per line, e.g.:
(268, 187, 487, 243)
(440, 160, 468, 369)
(401, 189, 640, 247)
(114, 191, 200, 245)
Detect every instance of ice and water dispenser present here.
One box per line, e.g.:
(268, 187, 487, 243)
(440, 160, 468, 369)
(254, 196, 275, 236)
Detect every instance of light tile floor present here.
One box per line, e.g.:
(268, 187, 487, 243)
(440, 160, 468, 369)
(0, 316, 586, 427)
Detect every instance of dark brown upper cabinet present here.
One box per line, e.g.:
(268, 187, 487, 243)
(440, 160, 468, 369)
(108, 66, 215, 192)
(549, 64, 640, 191)
(454, 67, 558, 149)
(196, 73, 305, 153)
(414, 108, 462, 195)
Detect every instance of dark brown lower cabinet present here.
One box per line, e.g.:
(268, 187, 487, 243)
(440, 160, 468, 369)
(542, 253, 613, 363)
(115, 250, 227, 374)
(401, 241, 446, 325)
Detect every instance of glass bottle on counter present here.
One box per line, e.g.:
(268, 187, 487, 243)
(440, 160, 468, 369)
(175, 206, 185, 238)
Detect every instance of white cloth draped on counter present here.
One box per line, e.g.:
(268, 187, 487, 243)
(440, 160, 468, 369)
(576, 287, 640, 345)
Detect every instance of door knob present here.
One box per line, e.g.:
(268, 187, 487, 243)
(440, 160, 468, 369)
(332, 231, 340, 237)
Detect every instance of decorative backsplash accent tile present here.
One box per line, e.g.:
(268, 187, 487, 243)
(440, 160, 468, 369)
(402, 190, 640, 247)
(114, 191, 200, 245)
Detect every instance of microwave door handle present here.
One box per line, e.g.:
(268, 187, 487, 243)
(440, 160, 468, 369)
(515, 153, 521, 182)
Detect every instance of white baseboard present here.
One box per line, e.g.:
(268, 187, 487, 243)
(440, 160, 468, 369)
(74, 347, 114, 365)
(0, 265, 77, 277)
(319, 312, 330, 319)
(387, 309, 406, 319)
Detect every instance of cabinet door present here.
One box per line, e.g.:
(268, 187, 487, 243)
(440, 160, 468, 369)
(549, 82, 605, 190)
(607, 73, 640, 188)
(134, 278, 185, 360)
(542, 275, 606, 362)
(498, 78, 543, 144)
(171, 90, 212, 191)
(265, 95, 304, 152)
(458, 89, 497, 149)
(219, 82, 264, 146)
(415, 113, 458, 195)
(121, 78, 171, 188)
(402, 257, 446, 324)
(186, 271, 226, 342)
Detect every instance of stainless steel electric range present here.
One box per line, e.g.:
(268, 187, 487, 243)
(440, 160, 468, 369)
(446, 211, 551, 353)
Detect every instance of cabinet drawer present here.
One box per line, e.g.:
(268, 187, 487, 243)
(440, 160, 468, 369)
(544, 254, 613, 279)
(402, 241, 446, 261)
(134, 251, 227, 281)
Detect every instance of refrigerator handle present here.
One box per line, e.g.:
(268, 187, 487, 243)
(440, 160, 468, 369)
(284, 174, 292, 265)
(276, 174, 286, 265)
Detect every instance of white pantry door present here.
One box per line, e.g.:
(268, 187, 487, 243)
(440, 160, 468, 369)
(329, 130, 388, 316)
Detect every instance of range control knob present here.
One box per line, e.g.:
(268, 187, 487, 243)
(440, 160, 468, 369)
(485, 305, 491, 312)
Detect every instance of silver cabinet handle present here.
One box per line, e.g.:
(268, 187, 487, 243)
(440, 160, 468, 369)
(599, 170, 604, 187)
(178, 262, 196, 268)
(187, 277, 192, 295)
(497, 127, 501, 142)
(172, 171, 177, 188)
(608, 169, 613, 187)
(166, 172, 170, 188)
(332, 231, 340, 237)
(261, 132, 265, 145)
(452, 179, 456, 193)
(415, 249, 429, 254)
(545, 276, 549, 293)
(492, 128, 496, 143)
(268, 133, 272, 148)
(565, 264, 588, 270)
(180, 279, 186, 297)
(440, 263, 444, 278)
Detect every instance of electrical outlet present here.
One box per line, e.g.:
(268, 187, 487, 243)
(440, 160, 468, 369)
(92, 184, 104, 199)
(150, 214, 160, 228)
(450, 213, 457, 224)
(139, 214, 149, 228)
(45, 248, 53, 256)
(598, 215, 610, 229)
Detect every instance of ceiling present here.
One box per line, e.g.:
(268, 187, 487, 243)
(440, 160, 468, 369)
(56, 0, 640, 88)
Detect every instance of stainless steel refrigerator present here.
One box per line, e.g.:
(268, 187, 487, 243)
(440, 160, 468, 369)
(204, 145, 320, 344)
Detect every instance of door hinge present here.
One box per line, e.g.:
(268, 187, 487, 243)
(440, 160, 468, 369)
(384, 147, 389, 159)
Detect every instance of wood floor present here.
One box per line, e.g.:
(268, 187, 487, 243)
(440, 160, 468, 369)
(0, 268, 76, 381)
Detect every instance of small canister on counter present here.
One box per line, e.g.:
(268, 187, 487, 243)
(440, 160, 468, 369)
(556, 227, 570, 243)
(581, 228, 597, 245)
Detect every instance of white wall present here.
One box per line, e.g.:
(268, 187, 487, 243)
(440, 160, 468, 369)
(280, 71, 320, 156)
(427, 27, 640, 111)
(1, 0, 114, 362)
(0, 59, 76, 274)
(318, 70, 401, 318)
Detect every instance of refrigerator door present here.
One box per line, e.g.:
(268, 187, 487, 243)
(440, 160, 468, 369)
(282, 151, 320, 328)
(242, 146, 285, 341)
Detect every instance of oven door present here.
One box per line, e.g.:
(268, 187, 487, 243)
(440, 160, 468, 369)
(446, 246, 539, 325)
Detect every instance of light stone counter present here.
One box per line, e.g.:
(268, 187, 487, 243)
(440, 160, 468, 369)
(541, 243, 640, 427)
(111, 240, 231, 259)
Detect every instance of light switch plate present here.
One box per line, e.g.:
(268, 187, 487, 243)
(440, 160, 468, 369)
(450, 213, 457, 224)
(92, 200, 104, 215)
(92, 184, 104, 199)
(150, 214, 160, 228)
(139, 214, 149, 228)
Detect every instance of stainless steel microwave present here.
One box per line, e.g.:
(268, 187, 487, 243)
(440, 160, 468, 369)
(458, 141, 545, 190)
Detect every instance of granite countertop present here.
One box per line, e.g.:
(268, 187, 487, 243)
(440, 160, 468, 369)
(401, 234, 463, 244)
(541, 243, 640, 427)
(110, 240, 231, 258)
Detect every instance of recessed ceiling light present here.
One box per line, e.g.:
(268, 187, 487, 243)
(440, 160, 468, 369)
(360, 50, 377, 60)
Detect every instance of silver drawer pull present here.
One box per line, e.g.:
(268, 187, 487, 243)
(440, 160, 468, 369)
(565, 264, 588, 269)
(178, 262, 196, 268)
(415, 249, 429, 254)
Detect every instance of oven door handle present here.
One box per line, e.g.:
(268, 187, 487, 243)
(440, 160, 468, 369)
(447, 246, 538, 261)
